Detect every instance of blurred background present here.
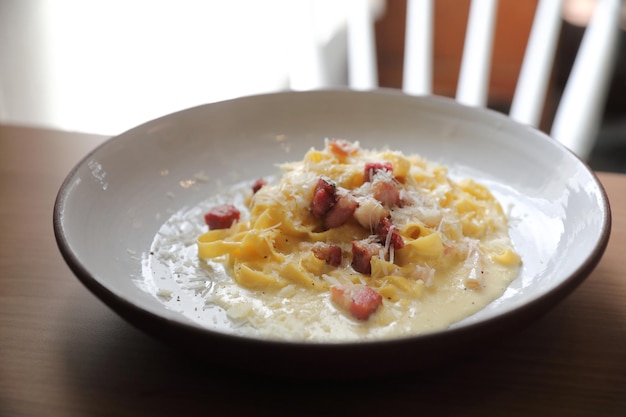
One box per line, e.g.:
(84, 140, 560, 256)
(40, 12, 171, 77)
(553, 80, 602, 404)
(375, 0, 626, 171)
(0, 0, 624, 170)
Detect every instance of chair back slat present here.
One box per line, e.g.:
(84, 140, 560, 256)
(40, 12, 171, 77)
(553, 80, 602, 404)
(509, 0, 563, 128)
(456, 0, 499, 107)
(550, 0, 622, 159)
(288, 1, 327, 91)
(402, 0, 434, 95)
(347, 0, 379, 90)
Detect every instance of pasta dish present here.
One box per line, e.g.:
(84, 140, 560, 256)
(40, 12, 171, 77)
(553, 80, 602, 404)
(194, 139, 520, 339)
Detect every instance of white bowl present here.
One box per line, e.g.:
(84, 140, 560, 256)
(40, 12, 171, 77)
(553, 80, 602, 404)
(54, 90, 611, 377)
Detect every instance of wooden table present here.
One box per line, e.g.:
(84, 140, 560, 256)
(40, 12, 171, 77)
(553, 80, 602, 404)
(1, 124, 624, 416)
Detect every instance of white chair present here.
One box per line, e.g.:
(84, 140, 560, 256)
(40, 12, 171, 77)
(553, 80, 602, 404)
(292, 0, 623, 161)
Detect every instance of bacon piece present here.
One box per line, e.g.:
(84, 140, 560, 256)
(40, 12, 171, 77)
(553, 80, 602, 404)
(364, 161, 393, 182)
(251, 178, 267, 194)
(328, 139, 359, 157)
(204, 204, 240, 230)
(310, 177, 336, 219)
(351, 239, 383, 274)
(371, 179, 400, 207)
(311, 243, 342, 267)
(324, 192, 358, 229)
(330, 285, 383, 320)
(376, 217, 404, 250)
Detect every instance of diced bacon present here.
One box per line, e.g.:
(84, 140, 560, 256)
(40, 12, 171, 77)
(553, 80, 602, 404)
(311, 243, 342, 267)
(328, 139, 360, 157)
(310, 177, 336, 218)
(377, 217, 404, 250)
(251, 178, 267, 194)
(204, 204, 240, 230)
(364, 161, 393, 182)
(330, 285, 383, 320)
(351, 239, 383, 274)
(371, 179, 400, 207)
(324, 192, 358, 229)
